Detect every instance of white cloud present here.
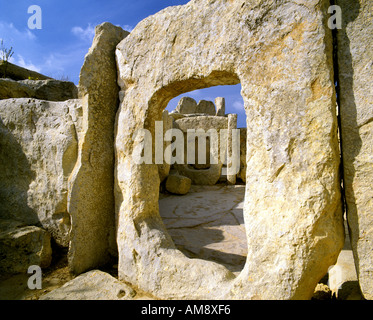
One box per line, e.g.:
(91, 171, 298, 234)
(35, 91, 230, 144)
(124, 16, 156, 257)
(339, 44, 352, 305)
(16, 54, 41, 73)
(25, 29, 36, 41)
(0, 22, 37, 43)
(121, 24, 134, 32)
(232, 100, 244, 111)
(71, 24, 95, 42)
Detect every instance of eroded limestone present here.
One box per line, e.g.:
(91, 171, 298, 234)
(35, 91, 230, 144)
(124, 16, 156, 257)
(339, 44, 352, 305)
(67, 22, 129, 274)
(115, 0, 344, 299)
(337, 0, 373, 300)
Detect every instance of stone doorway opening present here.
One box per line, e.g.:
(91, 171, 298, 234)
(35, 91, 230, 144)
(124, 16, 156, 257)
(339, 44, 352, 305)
(159, 85, 247, 276)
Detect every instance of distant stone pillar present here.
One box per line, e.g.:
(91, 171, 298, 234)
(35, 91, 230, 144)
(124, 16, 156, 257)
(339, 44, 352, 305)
(215, 97, 225, 116)
(227, 113, 238, 185)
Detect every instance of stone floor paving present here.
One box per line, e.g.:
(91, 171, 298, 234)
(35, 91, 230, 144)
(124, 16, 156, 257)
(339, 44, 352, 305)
(159, 184, 247, 275)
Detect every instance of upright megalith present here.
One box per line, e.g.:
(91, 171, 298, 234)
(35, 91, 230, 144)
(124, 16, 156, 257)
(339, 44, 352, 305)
(0, 98, 82, 247)
(115, 0, 344, 299)
(337, 0, 373, 300)
(215, 97, 225, 116)
(175, 97, 197, 114)
(67, 23, 129, 274)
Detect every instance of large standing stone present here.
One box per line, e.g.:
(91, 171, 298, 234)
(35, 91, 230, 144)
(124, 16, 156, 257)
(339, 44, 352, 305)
(337, 0, 373, 300)
(67, 23, 129, 274)
(175, 97, 197, 114)
(227, 113, 238, 185)
(238, 128, 247, 183)
(196, 100, 216, 115)
(215, 97, 225, 116)
(115, 0, 344, 299)
(158, 110, 173, 182)
(0, 98, 82, 246)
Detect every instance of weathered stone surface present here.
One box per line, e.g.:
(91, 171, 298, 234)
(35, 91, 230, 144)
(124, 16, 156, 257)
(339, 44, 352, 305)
(0, 79, 78, 101)
(159, 185, 246, 275)
(40, 270, 136, 300)
(312, 283, 332, 300)
(337, 0, 373, 300)
(165, 174, 191, 195)
(238, 128, 247, 183)
(67, 22, 129, 274)
(0, 224, 52, 274)
(173, 115, 228, 185)
(0, 98, 83, 246)
(227, 114, 237, 185)
(175, 97, 197, 114)
(327, 220, 363, 300)
(196, 100, 216, 115)
(115, 0, 344, 299)
(0, 79, 33, 99)
(158, 110, 173, 182)
(215, 97, 225, 116)
(0, 61, 51, 81)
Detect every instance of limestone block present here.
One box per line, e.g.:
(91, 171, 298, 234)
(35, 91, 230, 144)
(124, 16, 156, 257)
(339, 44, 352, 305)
(215, 97, 225, 116)
(196, 100, 216, 115)
(238, 128, 247, 183)
(67, 22, 129, 274)
(158, 110, 173, 182)
(0, 61, 51, 81)
(115, 0, 344, 299)
(175, 97, 197, 114)
(165, 174, 191, 195)
(40, 270, 136, 300)
(227, 114, 237, 185)
(0, 79, 78, 101)
(0, 79, 33, 99)
(0, 225, 52, 274)
(0, 98, 83, 246)
(173, 115, 228, 185)
(337, 0, 373, 300)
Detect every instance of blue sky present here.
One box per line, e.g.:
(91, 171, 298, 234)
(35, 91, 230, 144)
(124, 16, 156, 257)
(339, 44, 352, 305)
(0, 0, 245, 127)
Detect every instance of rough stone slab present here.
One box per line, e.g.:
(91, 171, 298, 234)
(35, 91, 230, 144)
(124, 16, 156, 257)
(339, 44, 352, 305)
(0, 79, 78, 101)
(337, 0, 373, 300)
(115, 0, 344, 299)
(0, 61, 51, 81)
(175, 97, 197, 114)
(67, 23, 129, 274)
(196, 100, 216, 115)
(0, 98, 83, 246)
(40, 270, 136, 300)
(0, 225, 52, 274)
(159, 185, 246, 275)
(165, 174, 191, 195)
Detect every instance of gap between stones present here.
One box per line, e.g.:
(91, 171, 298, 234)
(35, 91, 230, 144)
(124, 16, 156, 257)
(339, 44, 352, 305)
(330, 0, 347, 218)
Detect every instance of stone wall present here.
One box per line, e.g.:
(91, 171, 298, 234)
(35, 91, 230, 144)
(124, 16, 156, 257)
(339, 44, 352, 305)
(0, 98, 82, 246)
